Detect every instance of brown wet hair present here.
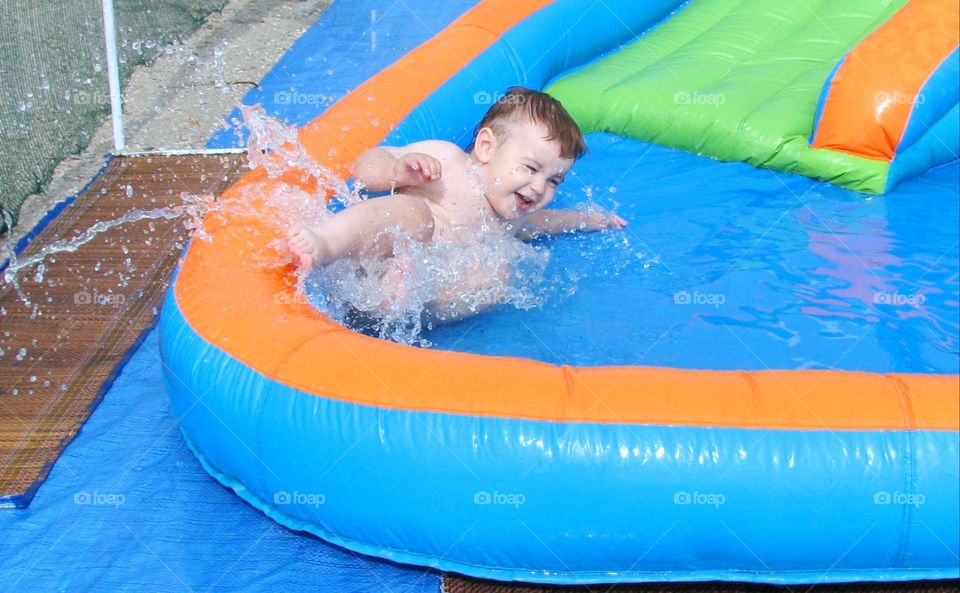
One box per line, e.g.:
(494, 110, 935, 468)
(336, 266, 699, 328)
(470, 87, 587, 160)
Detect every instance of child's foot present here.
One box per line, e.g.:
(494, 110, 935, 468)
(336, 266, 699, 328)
(287, 225, 328, 269)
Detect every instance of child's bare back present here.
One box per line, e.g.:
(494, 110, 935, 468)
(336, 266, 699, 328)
(288, 87, 627, 322)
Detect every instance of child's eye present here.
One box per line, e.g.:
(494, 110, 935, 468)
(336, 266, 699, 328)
(525, 164, 537, 174)
(549, 178, 561, 187)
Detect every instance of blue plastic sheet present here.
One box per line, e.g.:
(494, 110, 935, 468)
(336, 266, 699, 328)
(0, 330, 440, 592)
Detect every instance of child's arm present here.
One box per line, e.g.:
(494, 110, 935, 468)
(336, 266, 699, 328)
(351, 144, 444, 192)
(511, 208, 627, 241)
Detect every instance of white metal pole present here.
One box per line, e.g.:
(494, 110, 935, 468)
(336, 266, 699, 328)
(101, 0, 125, 152)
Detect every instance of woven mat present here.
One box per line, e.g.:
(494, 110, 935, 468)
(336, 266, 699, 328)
(0, 154, 246, 508)
(441, 576, 960, 593)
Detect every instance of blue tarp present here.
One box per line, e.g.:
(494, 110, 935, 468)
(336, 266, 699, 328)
(0, 331, 440, 592)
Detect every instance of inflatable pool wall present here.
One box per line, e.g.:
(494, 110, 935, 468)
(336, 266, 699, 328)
(161, 0, 960, 584)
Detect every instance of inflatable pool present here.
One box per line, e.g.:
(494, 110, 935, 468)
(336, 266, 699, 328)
(160, 0, 960, 584)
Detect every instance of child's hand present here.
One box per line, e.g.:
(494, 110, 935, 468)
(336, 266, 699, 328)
(393, 153, 441, 187)
(581, 209, 628, 231)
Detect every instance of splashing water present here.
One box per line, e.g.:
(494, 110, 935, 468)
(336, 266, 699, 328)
(308, 227, 553, 346)
(2, 193, 217, 306)
(1, 104, 625, 348)
(242, 104, 359, 208)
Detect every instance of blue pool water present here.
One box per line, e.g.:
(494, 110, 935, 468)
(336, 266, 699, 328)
(425, 133, 960, 375)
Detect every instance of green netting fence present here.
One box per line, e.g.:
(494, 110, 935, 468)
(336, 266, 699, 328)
(0, 0, 229, 233)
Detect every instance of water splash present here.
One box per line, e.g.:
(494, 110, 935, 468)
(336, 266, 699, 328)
(2, 193, 217, 307)
(242, 104, 359, 208)
(307, 226, 552, 346)
(1, 104, 598, 348)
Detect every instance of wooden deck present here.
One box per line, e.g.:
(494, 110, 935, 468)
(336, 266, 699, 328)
(0, 154, 247, 507)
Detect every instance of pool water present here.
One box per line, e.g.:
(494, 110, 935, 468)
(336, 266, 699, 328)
(423, 133, 959, 374)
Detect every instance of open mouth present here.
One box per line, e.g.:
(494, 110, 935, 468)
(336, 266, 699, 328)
(514, 192, 535, 211)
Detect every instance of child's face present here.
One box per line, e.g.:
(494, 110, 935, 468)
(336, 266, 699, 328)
(474, 119, 574, 220)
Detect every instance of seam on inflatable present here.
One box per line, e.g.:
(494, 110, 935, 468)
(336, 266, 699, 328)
(560, 365, 575, 416)
(891, 47, 960, 158)
(175, 262, 960, 429)
(897, 426, 919, 569)
(735, 0, 830, 123)
(889, 375, 919, 567)
(810, 54, 847, 145)
(250, 355, 269, 494)
(886, 100, 960, 192)
(738, 370, 760, 402)
(396, 24, 500, 91)
(269, 324, 350, 378)
(890, 375, 918, 431)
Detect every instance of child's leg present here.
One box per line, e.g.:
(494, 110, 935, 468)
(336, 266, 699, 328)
(288, 194, 434, 268)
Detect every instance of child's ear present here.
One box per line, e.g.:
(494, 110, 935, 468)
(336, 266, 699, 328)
(472, 127, 497, 164)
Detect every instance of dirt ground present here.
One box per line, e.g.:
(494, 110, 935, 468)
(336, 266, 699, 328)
(8, 0, 332, 244)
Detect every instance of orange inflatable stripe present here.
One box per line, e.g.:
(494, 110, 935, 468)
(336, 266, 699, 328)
(812, 0, 960, 160)
(174, 0, 960, 432)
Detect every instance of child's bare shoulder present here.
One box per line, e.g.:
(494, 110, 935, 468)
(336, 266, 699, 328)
(394, 139, 466, 164)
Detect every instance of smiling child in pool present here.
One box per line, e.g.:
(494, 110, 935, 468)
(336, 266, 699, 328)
(288, 87, 626, 321)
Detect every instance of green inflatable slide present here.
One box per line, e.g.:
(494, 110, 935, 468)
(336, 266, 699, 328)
(547, 0, 959, 193)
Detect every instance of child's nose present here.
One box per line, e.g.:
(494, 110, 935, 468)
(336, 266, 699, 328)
(530, 174, 546, 194)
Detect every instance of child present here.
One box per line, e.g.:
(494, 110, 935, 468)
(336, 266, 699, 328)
(288, 87, 626, 321)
